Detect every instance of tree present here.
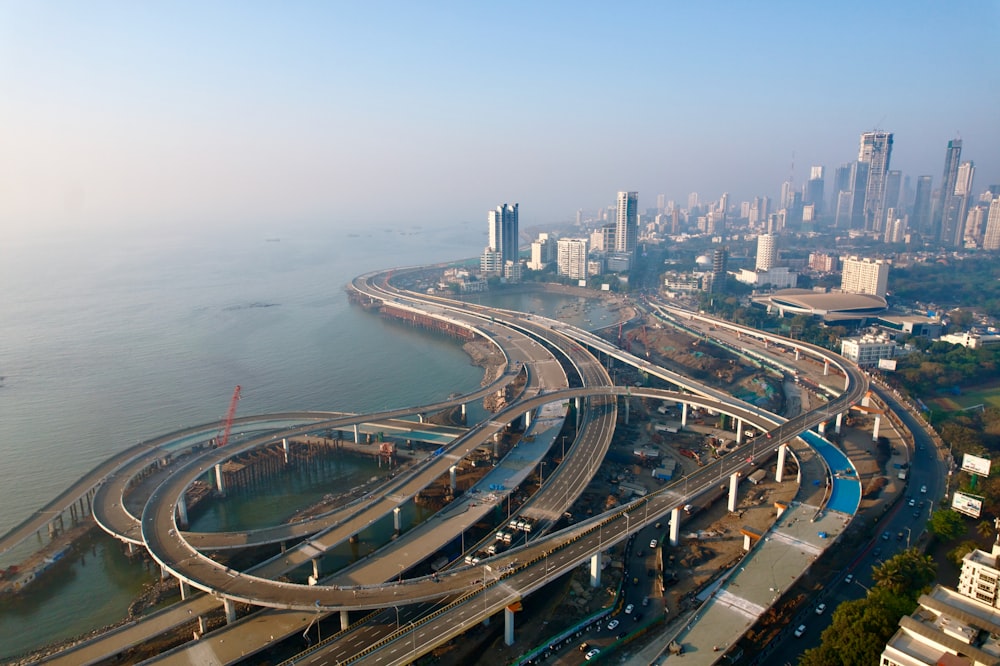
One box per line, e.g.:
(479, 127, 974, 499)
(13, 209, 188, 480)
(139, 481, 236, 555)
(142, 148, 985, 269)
(948, 540, 980, 567)
(871, 548, 936, 595)
(927, 509, 965, 541)
(799, 588, 915, 666)
(977, 520, 995, 540)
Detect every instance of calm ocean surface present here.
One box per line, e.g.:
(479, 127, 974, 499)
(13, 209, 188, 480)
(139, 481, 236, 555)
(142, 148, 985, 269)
(0, 222, 614, 658)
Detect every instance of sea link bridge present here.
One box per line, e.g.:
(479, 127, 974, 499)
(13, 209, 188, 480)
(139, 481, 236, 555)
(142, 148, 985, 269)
(17, 264, 869, 666)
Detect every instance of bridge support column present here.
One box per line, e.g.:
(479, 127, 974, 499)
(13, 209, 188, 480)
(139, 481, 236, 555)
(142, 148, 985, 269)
(160, 564, 170, 580)
(681, 403, 688, 428)
(179, 579, 192, 600)
(624, 396, 629, 425)
(394, 507, 402, 534)
(736, 418, 743, 444)
(176, 496, 189, 528)
(340, 610, 350, 631)
(312, 558, 321, 581)
(450, 467, 458, 493)
(873, 415, 881, 442)
(835, 412, 843, 434)
(461, 403, 467, 421)
(418, 413, 424, 423)
(524, 410, 531, 428)
(589, 552, 602, 588)
(862, 393, 871, 408)
(198, 615, 208, 635)
(818, 420, 826, 435)
(670, 508, 680, 546)
(824, 359, 830, 376)
(504, 607, 515, 646)
(214, 463, 226, 496)
(794, 349, 801, 361)
(223, 598, 236, 624)
(126, 541, 136, 556)
(283, 438, 290, 464)
(776, 443, 788, 483)
(353, 424, 360, 443)
(728, 473, 740, 512)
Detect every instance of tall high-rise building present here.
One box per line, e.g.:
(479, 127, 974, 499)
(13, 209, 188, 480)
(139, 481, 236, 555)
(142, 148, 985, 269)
(556, 238, 589, 280)
(858, 131, 894, 231)
(755, 234, 777, 271)
(615, 191, 639, 255)
(804, 166, 825, 215)
(911, 175, 934, 235)
(935, 138, 963, 244)
(982, 197, 1000, 251)
(688, 192, 699, 210)
(841, 256, 889, 297)
(941, 160, 976, 247)
(486, 203, 519, 266)
(883, 170, 902, 221)
(656, 194, 666, 212)
(850, 161, 870, 229)
(708, 248, 728, 294)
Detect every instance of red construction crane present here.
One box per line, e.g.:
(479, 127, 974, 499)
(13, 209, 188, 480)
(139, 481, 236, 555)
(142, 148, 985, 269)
(216, 385, 242, 447)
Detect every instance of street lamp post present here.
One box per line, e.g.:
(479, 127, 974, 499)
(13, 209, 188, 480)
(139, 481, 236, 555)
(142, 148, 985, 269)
(905, 527, 912, 548)
(398, 564, 404, 584)
(394, 606, 400, 631)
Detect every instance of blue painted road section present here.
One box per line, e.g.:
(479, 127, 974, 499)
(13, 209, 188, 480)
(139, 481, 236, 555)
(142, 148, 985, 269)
(801, 430, 861, 515)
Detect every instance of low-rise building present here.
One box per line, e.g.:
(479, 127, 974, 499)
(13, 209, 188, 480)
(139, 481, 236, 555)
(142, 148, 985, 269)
(939, 332, 1000, 349)
(840, 333, 899, 367)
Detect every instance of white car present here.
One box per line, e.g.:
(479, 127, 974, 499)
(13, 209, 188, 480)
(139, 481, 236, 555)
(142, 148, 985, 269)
(921, 485, 927, 493)
(649, 539, 658, 549)
(794, 624, 806, 637)
(585, 648, 601, 661)
(815, 603, 827, 615)
(607, 619, 619, 631)
(624, 603, 634, 615)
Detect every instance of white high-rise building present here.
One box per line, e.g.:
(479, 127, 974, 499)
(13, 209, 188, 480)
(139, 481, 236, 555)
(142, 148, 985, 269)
(840, 256, 890, 297)
(983, 197, 1000, 251)
(556, 238, 589, 280)
(755, 234, 777, 271)
(615, 191, 638, 255)
(858, 131, 894, 231)
(486, 203, 519, 266)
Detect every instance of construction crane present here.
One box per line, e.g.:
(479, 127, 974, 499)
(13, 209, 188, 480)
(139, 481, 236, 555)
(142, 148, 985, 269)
(215, 385, 242, 447)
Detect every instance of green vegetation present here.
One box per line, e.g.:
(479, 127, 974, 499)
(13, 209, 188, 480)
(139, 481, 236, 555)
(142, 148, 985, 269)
(890, 257, 1000, 317)
(894, 340, 1000, 397)
(926, 509, 966, 541)
(799, 549, 936, 666)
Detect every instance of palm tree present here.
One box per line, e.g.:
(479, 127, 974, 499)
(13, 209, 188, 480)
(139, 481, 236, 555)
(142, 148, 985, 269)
(873, 549, 936, 597)
(977, 519, 995, 541)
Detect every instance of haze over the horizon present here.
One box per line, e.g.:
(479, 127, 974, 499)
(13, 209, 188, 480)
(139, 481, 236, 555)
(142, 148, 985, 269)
(2, 2, 998, 238)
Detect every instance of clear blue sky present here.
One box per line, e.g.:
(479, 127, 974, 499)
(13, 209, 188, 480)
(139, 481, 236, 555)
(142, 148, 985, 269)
(1, 1, 998, 236)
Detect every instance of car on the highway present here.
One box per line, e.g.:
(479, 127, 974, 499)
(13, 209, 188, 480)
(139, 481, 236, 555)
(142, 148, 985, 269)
(649, 539, 658, 548)
(585, 648, 600, 661)
(607, 619, 619, 631)
(908, 498, 916, 507)
(844, 574, 854, 584)
(921, 485, 927, 493)
(625, 603, 634, 615)
(642, 597, 650, 607)
(815, 603, 827, 615)
(794, 624, 806, 637)
(881, 531, 890, 540)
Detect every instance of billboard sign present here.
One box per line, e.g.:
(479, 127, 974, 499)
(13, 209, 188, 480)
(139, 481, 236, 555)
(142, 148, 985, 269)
(962, 453, 992, 476)
(877, 358, 897, 371)
(952, 491, 984, 519)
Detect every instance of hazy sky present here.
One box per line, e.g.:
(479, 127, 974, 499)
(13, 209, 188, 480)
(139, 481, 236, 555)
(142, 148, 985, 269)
(2, 2, 998, 236)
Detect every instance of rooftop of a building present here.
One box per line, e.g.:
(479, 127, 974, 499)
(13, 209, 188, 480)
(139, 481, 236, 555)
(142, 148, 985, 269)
(753, 289, 888, 319)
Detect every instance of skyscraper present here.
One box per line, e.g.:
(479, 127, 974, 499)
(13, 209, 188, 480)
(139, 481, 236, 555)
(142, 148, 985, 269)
(982, 197, 1000, 251)
(858, 131, 894, 231)
(615, 191, 639, 255)
(487, 203, 519, 266)
(841, 256, 889, 297)
(755, 234, 777, 271)
(804, 166, 825, 216)
(911, 175, 933, 235)
(883, 170, 902, 220)
(935, 139, 963, 245)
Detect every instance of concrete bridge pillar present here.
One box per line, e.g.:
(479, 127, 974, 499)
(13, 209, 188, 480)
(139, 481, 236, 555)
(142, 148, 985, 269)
(873, 415, 881, 442)
(126, 541, 136, 556)
(794, 349, 801, 361)
(353, 424, 360, 443)
(214, 463, 226, 496)
(818, 420, 826, 435)
(776, 443, 788, 483)
(223, 598, 237, 624)
(835, 412, 843, 434)
(176, 495, 189, 528)
(393, 507, 402, 534)
(624, 397, 629, 425)
(728, 472, 740, 512)
(312, 558, 321, 581)
(461, 403, 467, 421)
(524, 409, 531, 429)
(589, 552, 602, 588)
(179, 579, 192, 600)
(198, 615, 208, 635)
(160, 564, 170, 580)
(824, 359, 830, 376)
(681, 403, 688, 428)
(736, 418, 743, 444)
(504, 607, 515, 646)
(340, 610, 350, 631)
(283, 438, 290, 464)
(418, 413, 424, 423)
(670, 507, 680, 547)
(861, 393, 871, 408)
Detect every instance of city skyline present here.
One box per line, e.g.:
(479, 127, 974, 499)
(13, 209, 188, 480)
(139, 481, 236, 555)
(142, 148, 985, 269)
(1, 2, 998, 238)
